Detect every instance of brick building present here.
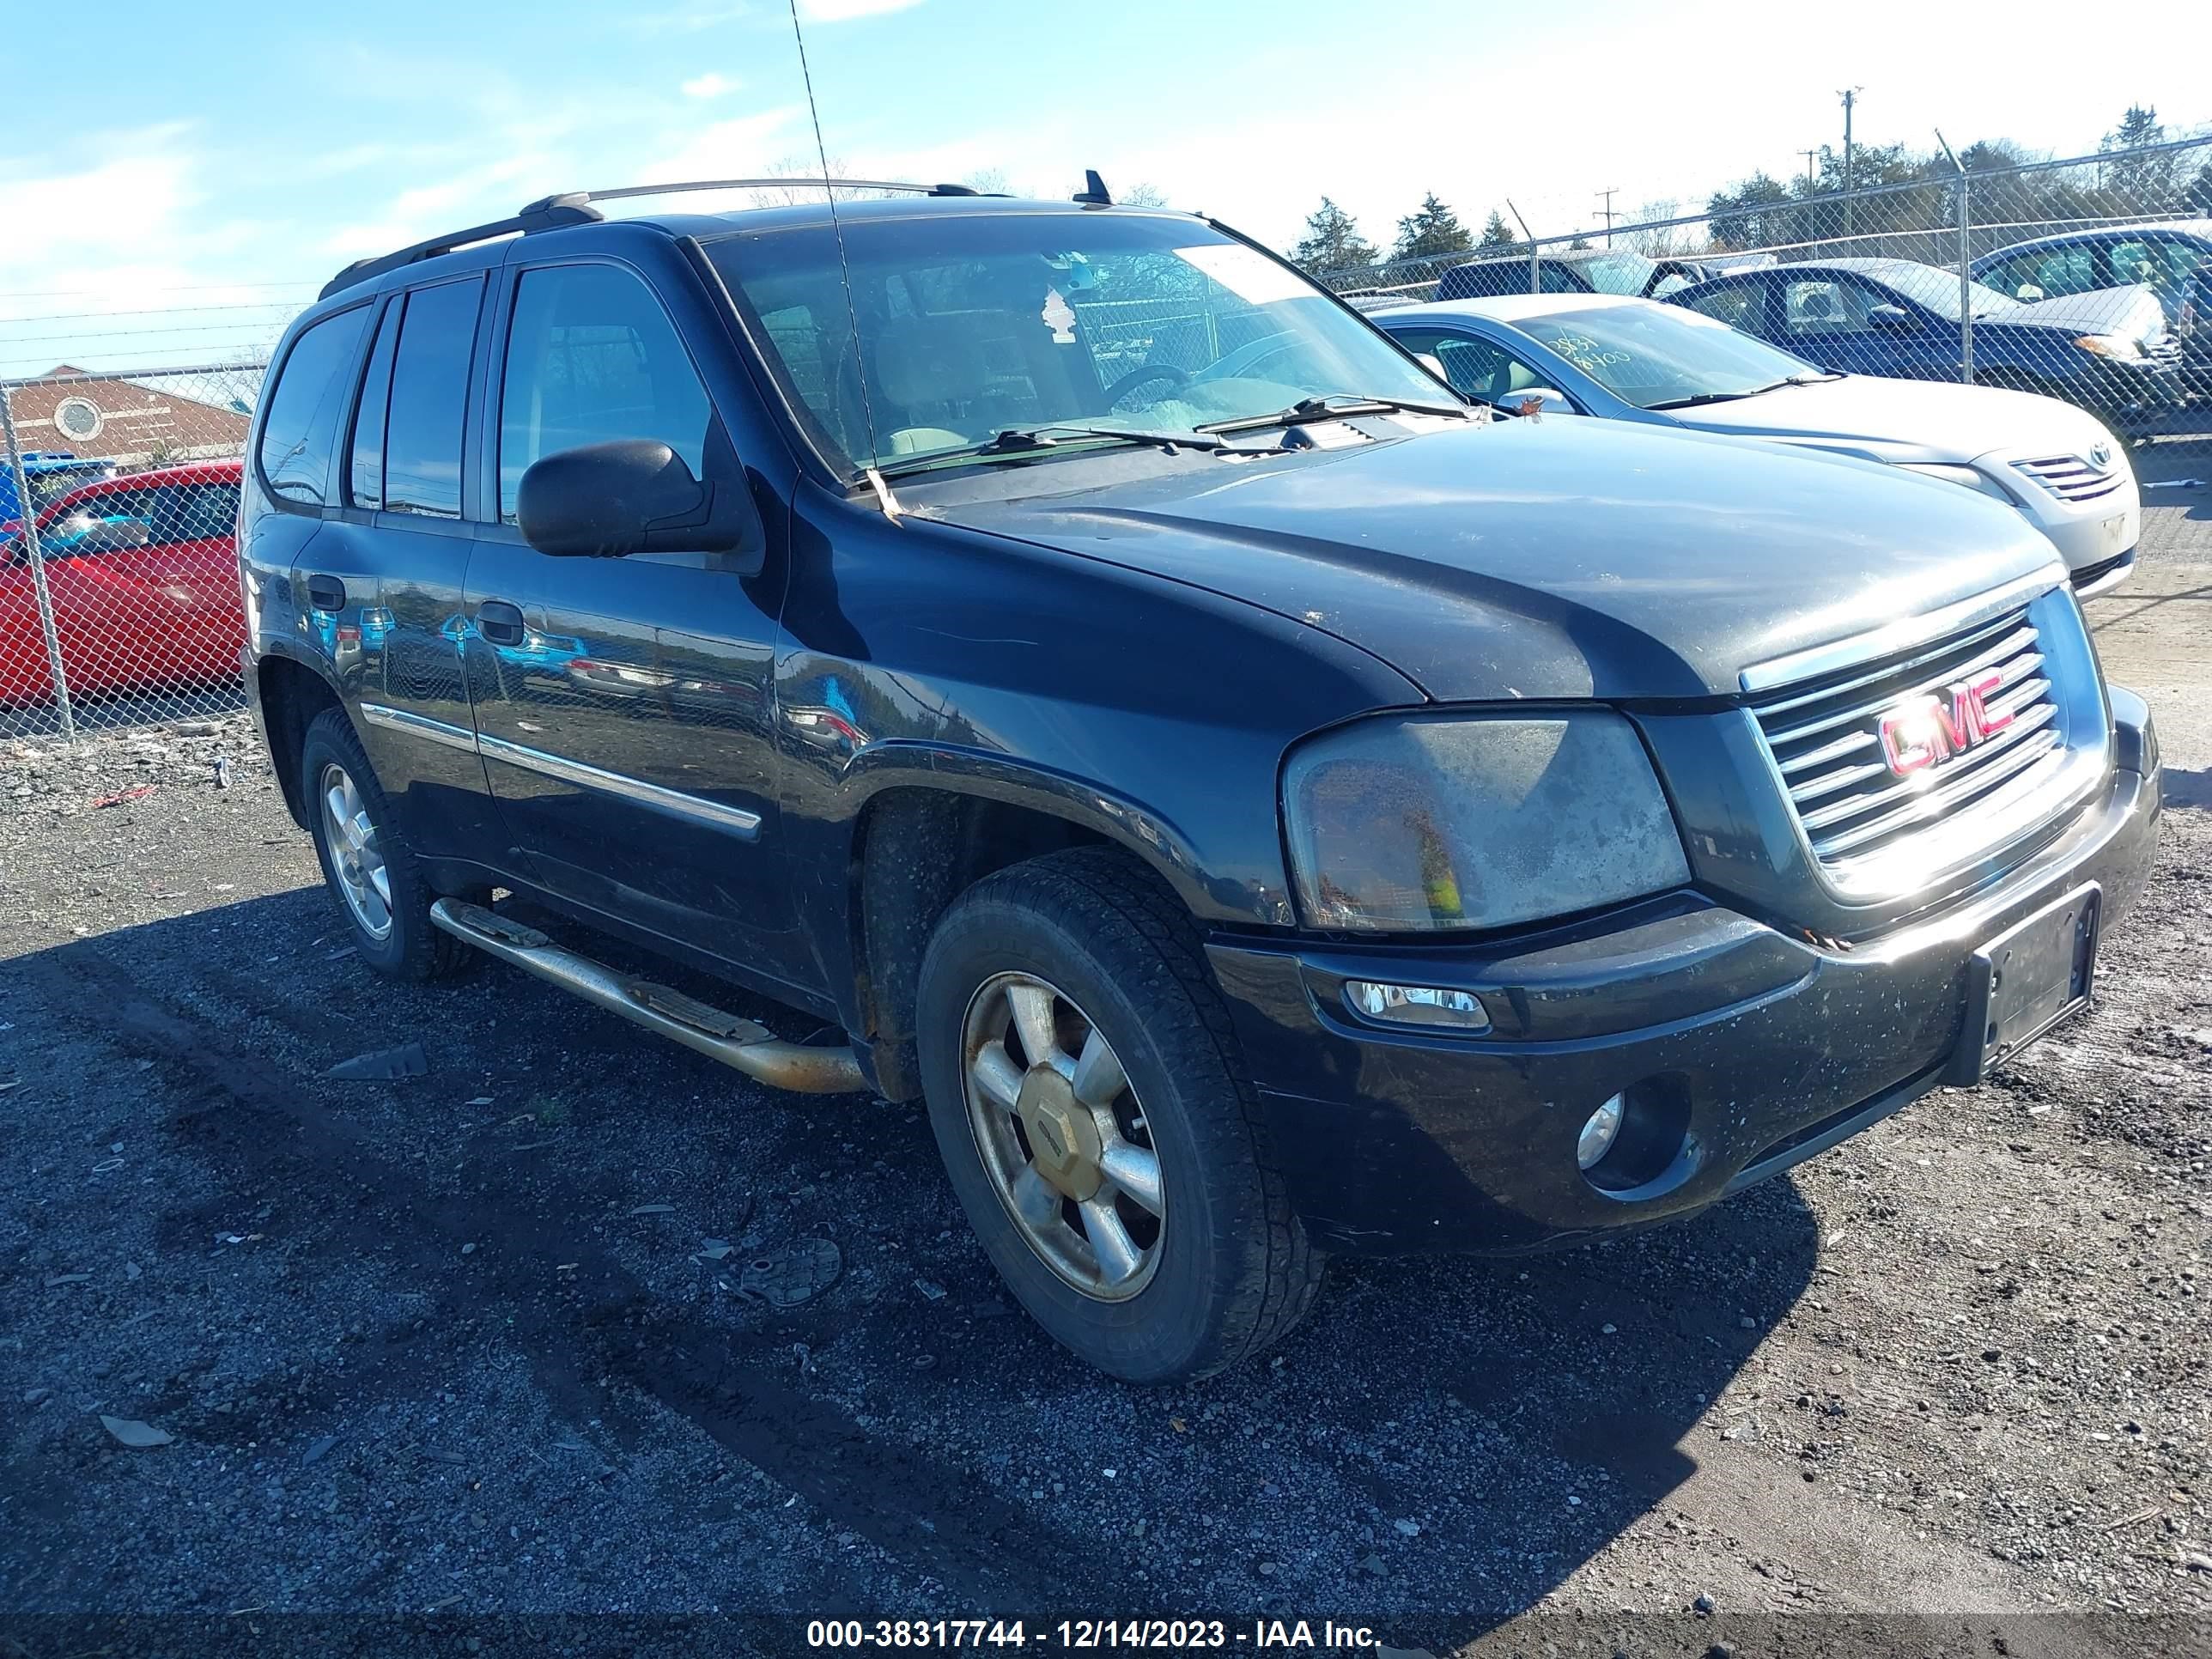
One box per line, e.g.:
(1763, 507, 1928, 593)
(6, 366, 252, 466)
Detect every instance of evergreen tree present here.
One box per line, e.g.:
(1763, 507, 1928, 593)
(1291, 198, 1379, 280)
(2101, 104, 2175, 205)
(1391, 193, 1474, 263)
(1478, 210, 1520, 251)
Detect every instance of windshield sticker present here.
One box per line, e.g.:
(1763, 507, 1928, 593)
(1174, 244, 1310, 307)
(1041, 286, 1077, 343)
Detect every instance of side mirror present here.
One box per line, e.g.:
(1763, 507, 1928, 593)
(1494, 387, 1577, 417)
(516, 433, 763, 569)
(1867, 304, 1916, 331)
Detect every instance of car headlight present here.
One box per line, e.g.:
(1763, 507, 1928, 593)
(2074, 333, 2144, 362)
(1281, 711, 1690, 933)
(1898, 462, 2019, 505)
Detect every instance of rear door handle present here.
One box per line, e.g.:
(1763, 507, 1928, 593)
(307, 574, 346, 612)
(476, 599, 526, 646)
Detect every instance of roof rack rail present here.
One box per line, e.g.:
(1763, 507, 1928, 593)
(518, 177, 985, 213)
(319, 176, 1010, 301)
(319, 194, 603, 300)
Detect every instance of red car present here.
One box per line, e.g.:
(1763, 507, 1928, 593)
(0, 460, 244, 707)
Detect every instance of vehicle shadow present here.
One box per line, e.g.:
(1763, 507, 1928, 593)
(9, 888, 1816, 1631)
(2163, 765, 2212, 808)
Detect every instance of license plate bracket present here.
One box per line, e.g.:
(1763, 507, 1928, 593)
(1950, 884, 2100, 1084)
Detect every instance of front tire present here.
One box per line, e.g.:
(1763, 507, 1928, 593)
(916, 848, 1322, 1382)
(300, 708, 473, 981)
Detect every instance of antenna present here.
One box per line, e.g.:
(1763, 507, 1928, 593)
(787, 0, 901, 521)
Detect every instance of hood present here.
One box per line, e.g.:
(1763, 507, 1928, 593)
(1670, 373, 2115, 465)
(2004, 283, 2168, 345)
(925, 417, 2063, 702)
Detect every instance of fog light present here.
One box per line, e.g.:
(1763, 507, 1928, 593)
(1343, 980, 1492, 1032)
(1577, 1094, 1626, 1170)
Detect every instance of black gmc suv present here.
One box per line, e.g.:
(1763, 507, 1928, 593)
(242, 182, 2160, 1382)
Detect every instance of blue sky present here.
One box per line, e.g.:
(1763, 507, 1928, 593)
(3, 0, 2207, 373)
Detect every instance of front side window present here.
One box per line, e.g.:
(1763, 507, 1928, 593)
(2111, 237, 2204, 302)
(1990, 246, 2093, 301)
(383, 277, 483, 519)
(499, 263, 713, 522)
(258, 306, 371, 507)
(705, 213, 1448, 475)
(42, 486, 159, 557)
(1513, 304, 1823, 409)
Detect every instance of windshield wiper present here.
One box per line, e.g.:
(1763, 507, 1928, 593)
(875, 424, 1224, 477)
(1645, 378, 1803, 410)
(1199, 393, 1472, 434)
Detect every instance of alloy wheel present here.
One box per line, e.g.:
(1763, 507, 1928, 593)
(319, 761, 392, 941)
(959, 971, 1164, 1301)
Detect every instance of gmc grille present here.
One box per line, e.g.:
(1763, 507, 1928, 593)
(2010, 454, 2124, 504)
(1750, 605, 2066, 872)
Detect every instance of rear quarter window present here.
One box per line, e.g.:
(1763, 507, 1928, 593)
(259, 307, 372, 507)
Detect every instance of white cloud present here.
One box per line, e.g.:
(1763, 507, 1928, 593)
(319, 153, 553, 259)
(683, 73, 741, 100)
(638, 106, 806, 188)
(799, 0, 925, 20)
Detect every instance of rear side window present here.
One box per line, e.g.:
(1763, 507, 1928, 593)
(348, 301, 402, 508)
(383, 277, 484, 519)
(498, 263, 713, 522)
(259, 307, 371, 507)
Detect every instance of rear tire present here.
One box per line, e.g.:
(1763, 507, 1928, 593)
(916, 848, 1323, 1382)
(300, 708, 473, 981)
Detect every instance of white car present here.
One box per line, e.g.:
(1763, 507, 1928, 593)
(1376, 293, 2141, 595)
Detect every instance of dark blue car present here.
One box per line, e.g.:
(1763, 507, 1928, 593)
(1972, 222, 2212, 397)
(1665, 257, 2187, 434)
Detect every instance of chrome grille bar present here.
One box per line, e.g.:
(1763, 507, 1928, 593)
(2011, 454, 2124, 503)
(1749, 600, 2071, 876)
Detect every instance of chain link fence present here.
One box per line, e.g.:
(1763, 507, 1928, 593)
(1, 362, 265, 742)
(1314, 135, 2212, 441)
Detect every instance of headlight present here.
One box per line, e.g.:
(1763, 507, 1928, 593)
(1281, 711, 1689, 933)
(2074, 333, 2144, 362)
(1898, 462, 2018, 505)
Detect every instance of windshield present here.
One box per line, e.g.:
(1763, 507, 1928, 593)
(1867, 263, 2014, 320)
(1513, 304, 1823, 410)
(1569, 252, 1660, 296)
(703, 212, 1447, 474)
(28, 465, 111, 511)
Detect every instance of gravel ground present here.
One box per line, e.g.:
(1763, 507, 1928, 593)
(1, 447, 2209, 1656)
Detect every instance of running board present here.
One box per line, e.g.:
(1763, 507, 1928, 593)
(428, 898, 866, 1095)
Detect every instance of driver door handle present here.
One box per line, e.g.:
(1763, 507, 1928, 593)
(476, 599, 526, 647)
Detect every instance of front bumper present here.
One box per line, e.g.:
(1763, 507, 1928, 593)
(1207, 689, 2160, 1255)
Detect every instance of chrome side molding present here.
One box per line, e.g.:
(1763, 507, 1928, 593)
(356, 702, 762, 838)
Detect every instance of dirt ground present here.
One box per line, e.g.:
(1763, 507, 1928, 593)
(1, 442, 2209, 1657)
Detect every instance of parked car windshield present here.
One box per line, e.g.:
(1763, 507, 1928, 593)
(704, 211, 1447, 474)
(1512, 303, 1825, 409)
(28, 466, 111, 510)
(1565, 252, 1660, 295)
(1859, 262, 2015, 321)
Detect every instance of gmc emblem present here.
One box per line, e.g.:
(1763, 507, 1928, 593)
(1878, 671, 2014, 777)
